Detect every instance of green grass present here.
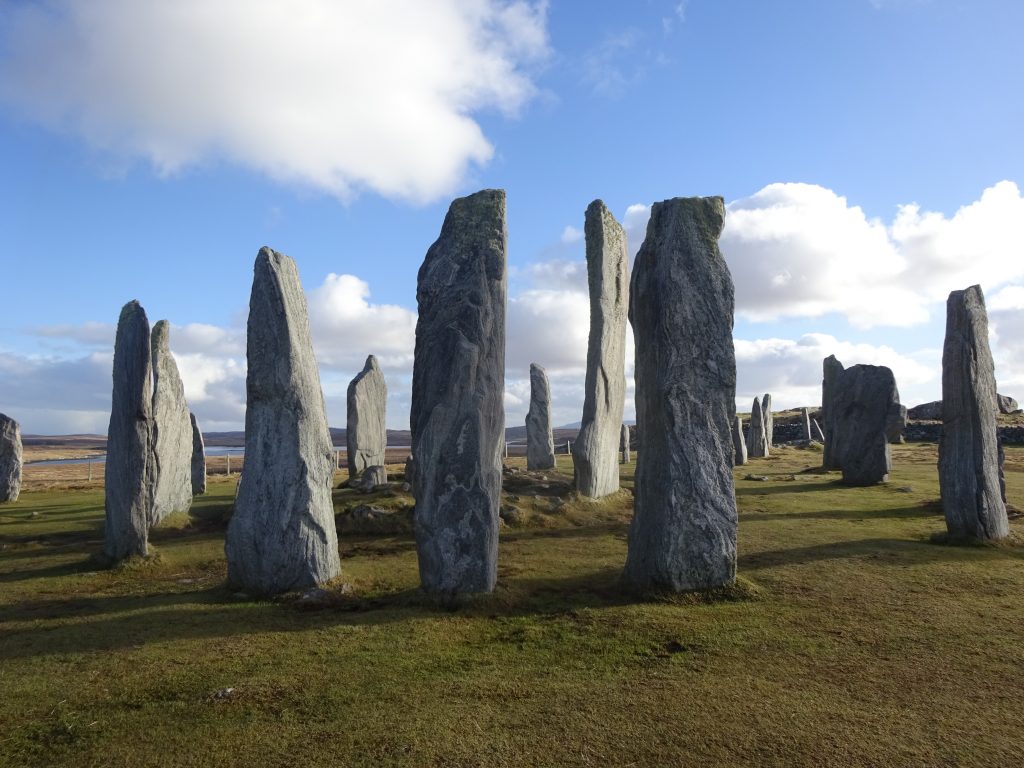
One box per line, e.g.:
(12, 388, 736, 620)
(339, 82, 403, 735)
(1, 445, 1023, 767)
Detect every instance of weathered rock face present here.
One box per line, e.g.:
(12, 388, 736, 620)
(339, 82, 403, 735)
(411, 189, 506, 594)
(346, 355, 387, 479)
(225, 247, 341, 594)
(800, 408, 812, 441)
(938, 285, 1008, 540)
(356, 465, 388, 491)
(762, 393, 774, 446)
(149, 320, 194, 525)
(0, 413, 23, 502)
(526, 363, 555, 470)
(747, 396, 769, 458)
(831, 364, 898, 485)
(886, 403, 908, 444)
(103, 300, 154, 561)
(624, 196, 737, 592)
(573, 199, 629, 498)
(908, 400, 942, 420)
(733, 416, 748, 466)
(190, 413, 206, 496)
(821, 355, 845, 470)
(620, 423, 631, 464)
(997, 393, 1020, 414)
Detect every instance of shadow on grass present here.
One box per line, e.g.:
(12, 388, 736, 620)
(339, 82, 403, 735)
(741, 501, 943, 523)
(735, 482, 836, 496)
(740, 536, 1024, 570)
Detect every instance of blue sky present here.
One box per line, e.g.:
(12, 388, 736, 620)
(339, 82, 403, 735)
(1, 0, 1023, 434)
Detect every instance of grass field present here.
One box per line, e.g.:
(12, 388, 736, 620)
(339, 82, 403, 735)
(2, 443, 1023, 767)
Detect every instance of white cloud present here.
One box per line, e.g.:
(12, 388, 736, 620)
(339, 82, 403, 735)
(560, 225, 583, 244)
(0, 0, 549, 203)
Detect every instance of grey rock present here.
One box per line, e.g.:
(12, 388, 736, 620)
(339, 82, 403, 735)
(404, 454, 415, 485)
(732, 416, 747, 466)
(226, 247, 341, 595)
(103, 300, 154, 561)
(190, 413, 206, 495)
(762, 393, 774, 445)
(573, 199, 629, 498)
(747, 396, 769, 458)
(346, 355, 387, 479)
(800, 408, 812, 441)
(997, 393, 1019, 414)
(410, 189, 506, 594)
(886, 403, 908, 444)
(831, 364, 898, 486)
(149, 320, 194, 525)
(355, 465, 388, 491)
(811, 418, 825, 442)
(0, 413, 23, 502)
(620, 423, 631, 464)
(998, 438, 1006, 504)
(908, 400, 942, 420)
(939, 285, 1007, 540)
(821, 355, 845, 470)
(624, 195, 737, 592)
(526, 363, 555, 470)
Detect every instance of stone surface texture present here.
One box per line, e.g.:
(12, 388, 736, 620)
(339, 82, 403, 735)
(0, 413, 23, 502)
(356, 465, 388, 491)
(346, 355, 387, 478)
(526, 363, 556, 470)
(800, 408, 812, 441)
(620, 423, 631, 464)
(572, 199, 629, 498)
(149, 320, 194, 525)
(831, 364, 899, 485)
(226, 247, 341, 594)
(762, 393, 774, 446)
(190, 413, 206, 495)
(747, 396, 769, 458)
(410, 189, 506, 594)
(733, 416, 748, 466)
(938, 285, 1008, 540)
(887, 403, 908, 444)
(103, 300, 154, 561)
(624, 196, 737, 591)
(997, 393, 1019, 414)
(821, 355, 845, 470)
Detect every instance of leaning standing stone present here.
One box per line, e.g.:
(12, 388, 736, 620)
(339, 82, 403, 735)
(831, 364, 898, 486)
(346, 355, 387, 480)
(411, 189, 506, 594)
(190, 413, 206, 495)
(103, 300, 154, 561)
(620, 423, 631, 464)
(733, 416, 747, 466)
(624, 196, 737, 591)
(0, 413, 23, 502)
(526, 363, 555, 470)
(762, 392, 774, 446)
(821, 355, 845, 470)
(939, 285, 1008, 540)
(573, 199, 629, 498)
(225, 247, 341, 594)
(747, 396, 769, 458)
(149, 320, 194, 525)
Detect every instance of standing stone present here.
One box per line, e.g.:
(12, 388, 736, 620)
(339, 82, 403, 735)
(346, 355, 387, 480)
(624, 196, 737, 592)
(886, 403, 908, 444)
(762, 392, 774, 446)
(103, 300, 154, 562)
(526, 363, 555, 470)
(811, 418, 825, 442)
(620, 423, 631, 464)
(149, 320, 194, 525)
(747, 396, 769, 458)
(997, 438, 1007, 505)
(225, 247, 341, 594)
(800, 408, 812, 441)
(0, 413, 23, 502)
(938, 285, 1008, 540)
(997, 393, 1019, 414)
(821, 355, 845, 470)
(572, 199, 629, 498)
(411, 190, 506, 594)
(190, 413, 206, 496)
(831, 364, 898, 486)
(732, 416, 747, 466)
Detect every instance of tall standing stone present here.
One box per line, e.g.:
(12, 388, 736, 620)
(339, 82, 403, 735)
(747, 396, 769, 458)
(411, 190, 506, 594)
(149, 320, 194, 525)
(939, 285, 1008, 540)
(821, 355, 845, 470)
(346, 354, 388, 480)
(103, 300, 154, 562)
(831, 364, 899, 486)
(800, 407, 812, 441)
(526, 363, 555, 470)
(762, 392, 774, 446)
(573, 199, 629, 498)
(190, 413, 206, 496)
(733, 416, 748, 466)
(225, 247, 341, 594)
(0, 413, 22, 502)
(886, 403, 908, 444)
(620, 423, 631, 464)
(624, 196, 737, 591)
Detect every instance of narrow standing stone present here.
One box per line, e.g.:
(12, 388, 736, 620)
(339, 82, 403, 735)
(103, 300, 154, 562)
(526, 363, 555, 470)
(225, 247, 341, 594)
(831, 364, 898, 486)
(762, 392, 774, 446)
(573, 199, 629, 498)
(346, 354, 388, 480)
(821, 355, 845, 470)
(0, 413, 23, 502)
(190, 413, 206, 495)
(886, 403, 908, 444)
(800, 407, 812, 441)
(733, 416, 748, 466)
(624, 196, 737, 591)
(747, 396, 769, 457)
(149, 320, 194, 525)
(411, 189, 506, 594)
(620, 423, 631, 464)
(811, 418, 825, 442)
(939, 285, 1007, 540)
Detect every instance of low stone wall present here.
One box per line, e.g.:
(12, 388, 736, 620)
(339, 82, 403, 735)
(770, 421, 1024, 446)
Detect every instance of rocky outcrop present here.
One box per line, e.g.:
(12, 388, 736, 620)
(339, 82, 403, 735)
(573, 200, 629, 498)
(225, 247, 341, 594)
(411, 189, 506, 594)
(997, 393, 1019, 414)
(908, 400, 942, 421)
(346, 355, 387, 479)
(620, 423, 631, 464)
(190, 413, 206, 496)
(733, 416, 747, 466)
(103, 300, 154, 562)
(821, 355, 845, 470)
(0, 413, 22, 502)
(831, 364, 900, 486)
(938, 285, 1007, 540)
(149, 320, 194, 525)
(747, 396, 769, 458)
(624, 196, 737, 592)
(526, 363, 555, 470)
(762, 393, 773, 446)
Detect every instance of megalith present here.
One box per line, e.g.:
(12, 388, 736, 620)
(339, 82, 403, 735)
(190, 413, 206, 496)
(572, 199, 629, 498)
(624, 196, 737, 592)
(526, 363, 555, 470)
(747, 396, 769, 458)
(997, 393, 1019, 414)
(733, 416, 747, 466)
(103, 300, 154, 562)
(0, 413, 23, 502)
(149, 320, 194, 525)
(225, 247, 341, 594)
(886, 403, 908, 444)
(620, 423, 631, 464)
(800, 407, 812, 441)
(938, 285, 1007, 540)
(410, 189, 506, 594)
(762, 392, 774, 446)
(346, 355, 387, 480)
(821, 355, 845, 470)
(831, 364, 898, 486)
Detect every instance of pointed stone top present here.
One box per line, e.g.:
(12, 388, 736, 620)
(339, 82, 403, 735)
(529, 362, 546, 375)
(119, 299, 147, 322)
(363, 354, 380, 372)
(152, 318, 170, 346)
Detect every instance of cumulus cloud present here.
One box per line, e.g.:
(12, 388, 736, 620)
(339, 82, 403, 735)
(0, 0, 549, 202)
